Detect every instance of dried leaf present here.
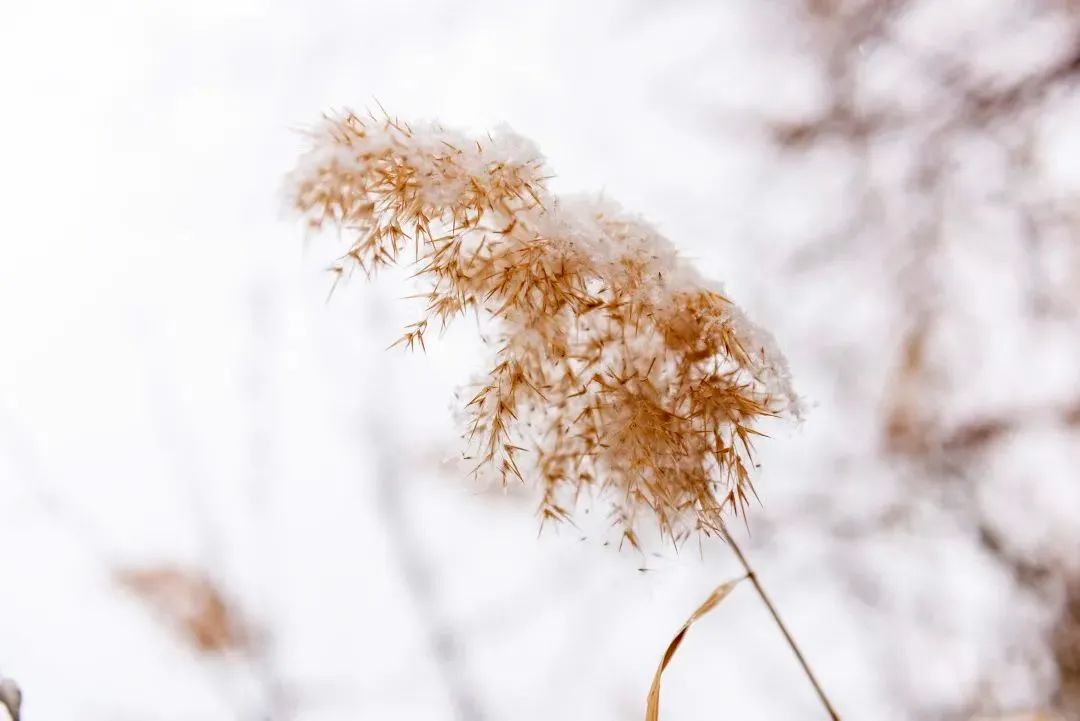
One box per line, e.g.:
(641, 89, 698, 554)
(645, 576, 746, 721)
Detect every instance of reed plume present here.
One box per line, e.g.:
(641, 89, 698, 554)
(287, 110, 798, 545)
(287, 109, 844, 721)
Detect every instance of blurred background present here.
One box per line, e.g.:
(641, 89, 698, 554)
(1, 1, 1079, 719)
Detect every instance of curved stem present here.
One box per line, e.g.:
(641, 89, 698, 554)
(721, 527, 841, 720)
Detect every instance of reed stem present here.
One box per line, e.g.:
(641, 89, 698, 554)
(721, 527, 841, 720)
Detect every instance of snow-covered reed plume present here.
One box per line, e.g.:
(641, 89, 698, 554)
(287, 110, 797, 545)
(287, 110, 847, 721)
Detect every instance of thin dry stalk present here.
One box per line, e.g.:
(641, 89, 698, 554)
(721, 527, 841, 720)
